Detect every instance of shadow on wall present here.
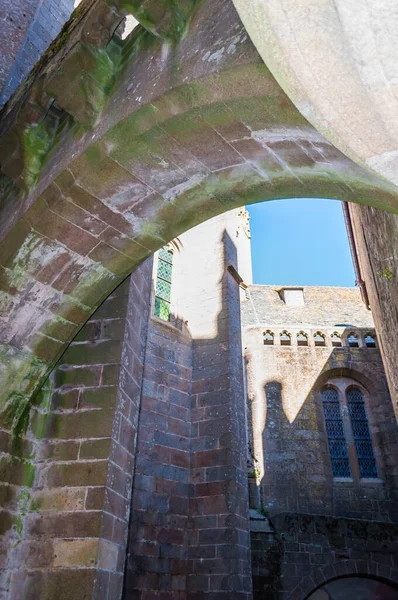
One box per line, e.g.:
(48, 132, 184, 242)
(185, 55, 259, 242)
(123, 226, 252, 597)
(246, 333, 398, 521)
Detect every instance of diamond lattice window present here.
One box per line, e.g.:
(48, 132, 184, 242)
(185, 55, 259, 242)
(347, 388, 377, 478)
(154, 246, 173, 321)
(321, 388, 350, 478)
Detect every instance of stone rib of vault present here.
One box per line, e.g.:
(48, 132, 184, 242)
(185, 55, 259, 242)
(0, 0, 398, 431)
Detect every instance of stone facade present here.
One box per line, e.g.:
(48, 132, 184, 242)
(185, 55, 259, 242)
(241, 283, 398, 598)
(1, 206, 398, 599)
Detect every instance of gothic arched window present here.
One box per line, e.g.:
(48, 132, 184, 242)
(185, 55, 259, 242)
(331, 332, 342, 347)
(321, 387, 350, 478)
(263, 330, 274, 346)
(365, 333, 376, 348)
(297, 331, 308, 347)
(347, 333, 359, 347)
(280, 331, 291, 346)
(314, 332, 326, 347)
(154, 246, 174, 321)
(347, 388, 378, 478)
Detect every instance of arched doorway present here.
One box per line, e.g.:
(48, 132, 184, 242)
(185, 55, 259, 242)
(307, 576, 398, 600)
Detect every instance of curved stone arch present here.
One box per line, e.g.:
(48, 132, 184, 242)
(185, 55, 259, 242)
(290, 561, 398, 600)
(313, 367, 383, 397)
(1, 0, 398, 412)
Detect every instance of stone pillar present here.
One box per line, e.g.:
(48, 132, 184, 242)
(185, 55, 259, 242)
(2, 260, 152, 599)
(187, 217, 252, 598)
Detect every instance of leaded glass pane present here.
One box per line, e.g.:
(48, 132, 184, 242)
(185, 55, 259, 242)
(323, 402, 342, 420)
(328, 439, 348, 458)
(356, 440, 375, 458)
(347, 388, 377, 478)
(332, 459, 351, 478)
(351, 420, 371, 439)
(157, 259, 172, 281)
(321, 388, 350, 478)
(154, 297, 170, 320)
(156, 278, 171, 301)
(158, 246, 173, 263)
(322, 388, 338, 403)
(326, 420, 345, 439)
(359, 460, 378, 478)
(348, 401, 366, 421)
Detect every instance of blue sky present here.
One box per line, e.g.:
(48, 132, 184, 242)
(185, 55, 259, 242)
(247, 198, 356, 287)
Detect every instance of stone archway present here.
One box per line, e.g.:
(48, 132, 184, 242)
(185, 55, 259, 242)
(307, 576, 398, 600)
(292, 561, 398, 600)
(1, 0, 398, 420)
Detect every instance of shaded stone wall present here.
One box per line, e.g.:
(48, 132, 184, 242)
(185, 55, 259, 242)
(0, 0, 75, 105)
(242, 286, 398, 523)
(0, 260, 152, 599)
(251, 513, 398, 599)
(348, 203, 398, 421)
(124, 209, 252, 597)
(124, 311, 193, 597)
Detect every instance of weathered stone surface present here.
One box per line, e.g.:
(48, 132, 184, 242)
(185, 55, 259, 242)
(0, 0, 398, 418)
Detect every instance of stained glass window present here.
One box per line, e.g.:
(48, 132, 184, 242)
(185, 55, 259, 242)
(347, 388, 377, 478)
(322, 388, 350, 478)
(154, 246, 173, 321)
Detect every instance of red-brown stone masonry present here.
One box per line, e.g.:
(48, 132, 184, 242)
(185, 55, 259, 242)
(124, 314, 193, 599)
(188, 232, 252, 599)
(251, 513, 398, 599)
(2, 259, 152, 600)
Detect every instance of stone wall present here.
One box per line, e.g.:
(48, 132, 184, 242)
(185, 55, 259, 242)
(251, 513, 398, 599)
(242, 285, 398, 523)
(1, 208, 253, 599)
(348, 203, 398, 421)
(0, 0, 75, 105)
(124, 209, 253, 597)
(1, 260, 152, 599)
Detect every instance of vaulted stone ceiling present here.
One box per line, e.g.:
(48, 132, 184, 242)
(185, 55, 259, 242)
(0, 0, 397, 423)
(233, 0, 398, 187)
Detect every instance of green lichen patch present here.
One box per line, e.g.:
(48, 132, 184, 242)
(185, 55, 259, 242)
(0, 345, 51, 444)
(23, 117, 59, 189)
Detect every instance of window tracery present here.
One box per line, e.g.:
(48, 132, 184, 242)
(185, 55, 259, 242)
(154, 245, 174, 321)
(280, 331, 291, 346)
(263, 330, 274, 346)
(314, 331, 326, 347)
(297, 331, 309, 346)
(347, 388, 377, 478)
(321, 387, 350, 478)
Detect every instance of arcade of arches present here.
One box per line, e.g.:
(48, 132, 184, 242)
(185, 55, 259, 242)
(1, 0, 398, 598)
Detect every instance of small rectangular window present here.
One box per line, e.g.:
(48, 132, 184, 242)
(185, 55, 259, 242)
(154, 247, 173, 321)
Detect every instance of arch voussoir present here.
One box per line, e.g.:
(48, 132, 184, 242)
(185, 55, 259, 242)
(1, 0, 398, 424)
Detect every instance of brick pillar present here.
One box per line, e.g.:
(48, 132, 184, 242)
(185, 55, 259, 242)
(123, 312, 193, 598)
(188, 227, 252, 598)
(3, 259, 152, 599)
